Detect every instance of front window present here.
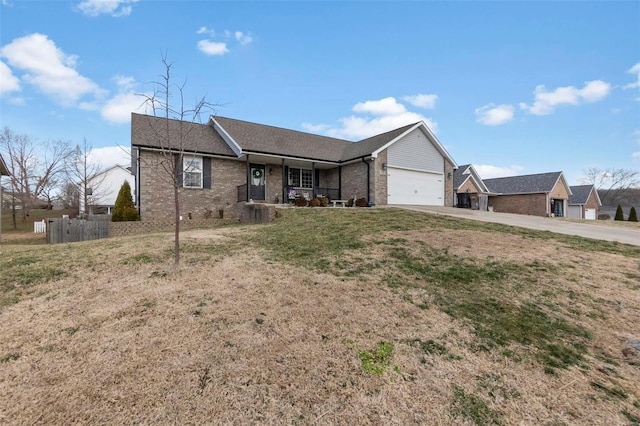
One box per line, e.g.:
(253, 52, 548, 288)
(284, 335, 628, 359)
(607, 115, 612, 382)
(183, 156, 202, 188)
(288, 168, 313, 189)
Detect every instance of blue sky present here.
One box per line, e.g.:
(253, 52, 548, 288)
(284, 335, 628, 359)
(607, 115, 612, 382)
(1, 0, 638, 184)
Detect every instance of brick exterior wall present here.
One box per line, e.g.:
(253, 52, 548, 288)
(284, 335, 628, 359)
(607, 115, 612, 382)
(457, 178, 480, 194)
(139, 150, 246, 220)
(489, 193, 548, 216)
(444, 159, 455, 207)
(373, 151, 388, 205)
(341, 161, 369, 202)
(110, 217, 238, 238)
(549, 180, 569, 201)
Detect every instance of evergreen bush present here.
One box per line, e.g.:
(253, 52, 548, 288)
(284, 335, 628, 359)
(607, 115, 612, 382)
(628, 206, 638, 222)
(112, 181, 139, 222)
(614, 205, 624, 221)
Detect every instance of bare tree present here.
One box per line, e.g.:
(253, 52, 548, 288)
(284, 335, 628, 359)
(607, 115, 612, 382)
(138, 55, 216, 265)
(581, 167, 640, 206)
(65, 138, 106, 217)
(0, 127, 71, 228)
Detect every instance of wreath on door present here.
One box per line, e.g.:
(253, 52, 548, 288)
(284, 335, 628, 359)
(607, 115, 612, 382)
(252, 169, 263, 179)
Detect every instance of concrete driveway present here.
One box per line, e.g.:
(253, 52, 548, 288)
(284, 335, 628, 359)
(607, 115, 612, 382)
(388, 205, 640, 247)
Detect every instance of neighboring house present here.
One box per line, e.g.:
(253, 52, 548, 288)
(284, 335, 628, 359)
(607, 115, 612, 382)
(80, 164, 135, 215)
(0, 154, 9, 243)
(453, 164, 492, 210)
(131, 113, 458, 220)
(483, 171, 572, 217)
(568, 185, 601, 220)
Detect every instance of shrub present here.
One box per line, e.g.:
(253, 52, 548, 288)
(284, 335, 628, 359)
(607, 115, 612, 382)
(629, 206, 638, 222)
(355, 197, 368, 207)
(615, 205, 624, 221)
(112, 181, 139, 222)
(310, 198, 321, 207)
(295, 197, 307, 207)
(346, 198, 354, 207)
(319, 197, 329, 207)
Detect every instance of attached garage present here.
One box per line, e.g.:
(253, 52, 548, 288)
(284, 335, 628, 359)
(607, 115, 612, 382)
(568, 205, 582, 219)
(376, 125, 454, 206)
(387, 167, 444, 205)
(585, 208, 596, 220)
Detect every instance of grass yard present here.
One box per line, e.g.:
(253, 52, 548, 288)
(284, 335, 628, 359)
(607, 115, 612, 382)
(0, 208, 639, 424)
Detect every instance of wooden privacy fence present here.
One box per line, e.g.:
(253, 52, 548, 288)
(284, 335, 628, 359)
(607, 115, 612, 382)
(46, 218, 110, 244)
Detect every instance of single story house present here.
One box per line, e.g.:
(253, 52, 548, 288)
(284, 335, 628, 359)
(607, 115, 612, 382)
(130, 113, 458, 220)
(0, 154, 10, 243)
(453, 164, 491, 210)
(483, 171, 572, 217)
(80, 164, 135, 215)
(568, 184, 601, 220)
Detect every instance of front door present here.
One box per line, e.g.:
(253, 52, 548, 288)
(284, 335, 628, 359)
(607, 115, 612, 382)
(250, 164, 266, 201)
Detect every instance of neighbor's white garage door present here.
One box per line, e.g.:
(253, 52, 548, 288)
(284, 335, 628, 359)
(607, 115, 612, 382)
(585, 208, 596, 220)
(568, 205, 582, 219)
(387, 167, 444, 205)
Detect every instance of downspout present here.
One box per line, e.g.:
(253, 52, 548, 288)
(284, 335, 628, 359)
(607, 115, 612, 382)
(246, 155, 250, 202)
(362, 157, 370, 204)
(135, 148, 141, 217)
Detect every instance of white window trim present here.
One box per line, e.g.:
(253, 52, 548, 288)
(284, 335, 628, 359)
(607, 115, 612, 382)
(183, 156, 203, 189)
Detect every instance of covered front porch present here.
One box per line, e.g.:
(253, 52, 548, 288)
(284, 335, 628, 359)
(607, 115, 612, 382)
(236, 154, 342, 204)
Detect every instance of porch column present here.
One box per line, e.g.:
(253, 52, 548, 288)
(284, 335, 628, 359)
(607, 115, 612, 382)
(246, 155, 250, 201)
(312, 162, 315, 197)
(281, 158, 286, 204)
(338, 166, 342, 200)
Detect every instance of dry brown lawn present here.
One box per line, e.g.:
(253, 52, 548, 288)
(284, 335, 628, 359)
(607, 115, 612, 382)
(0, 208, 639, 425)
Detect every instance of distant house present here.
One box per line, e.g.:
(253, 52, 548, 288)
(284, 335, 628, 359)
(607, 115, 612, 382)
(483, 171, 572, 217)
(0, 154, 10, 242)
(453, 164, 492, 210)
(80, 165, 135, 215)
(131, 113, 458, 220)
(568, 185, 601, 220)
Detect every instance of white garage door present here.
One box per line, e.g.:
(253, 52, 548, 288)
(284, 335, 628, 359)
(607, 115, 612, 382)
(387, 167, 444, 205)
(585, 208, 596, 220)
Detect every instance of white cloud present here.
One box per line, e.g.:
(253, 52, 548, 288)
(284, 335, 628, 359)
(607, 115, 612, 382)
(234, 31, 253, 45)
(475, 103, 514, 126)
(301, 123, 331, 133)
(0, 33, 105, 106)
(624, 63, 640, 90)
(101, 92, 145, 124)
(88, 146, 131, 170)
(402, 94, 438, 109)
(0, 60, 20, 94)
(99, 75, 146, 124)
(519, 80, 611, 115)
(77, 0, 138, 17)
(474, 164, 524, 179)
(8, 97, 25, 106)
(197, 40, 229, 56)
(632, 152, 640, 162)
(353, 97, 407, 116)
(304, 96, 438, 140)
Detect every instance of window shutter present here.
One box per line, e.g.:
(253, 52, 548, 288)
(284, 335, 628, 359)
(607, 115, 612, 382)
(203, 157, 211, 189)
(314, 169, 320, 187)
(175, 154, 183, 187)
(284, 166, 289, 186)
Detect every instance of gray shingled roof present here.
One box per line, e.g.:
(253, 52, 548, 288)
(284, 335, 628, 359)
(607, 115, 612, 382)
(212, 116, 353, 162)
(483, 171, 564, 195)
(133, 113, 434, 164)
(0, 154, 9, 176)
(131, 113, 237, 157)
(569, 185, 595, 205)
(453, 164, 472, 189)
(341, 123, 416, 161)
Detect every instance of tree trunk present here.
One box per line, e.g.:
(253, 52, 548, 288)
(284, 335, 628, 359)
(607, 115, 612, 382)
(174, 182, 180, 265)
